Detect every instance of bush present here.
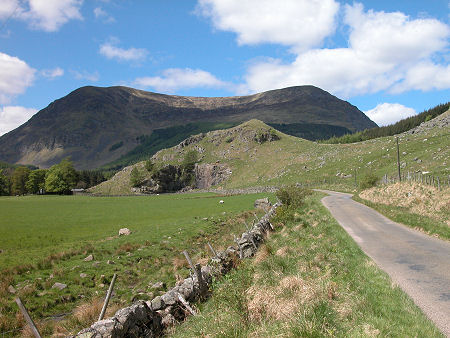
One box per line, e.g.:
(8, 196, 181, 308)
(276, 186, 312, 208)
(130, 167, 144, 187)
(359, 173, 378, 190)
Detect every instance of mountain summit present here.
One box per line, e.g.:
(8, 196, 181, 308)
(0, 85, 376, 169)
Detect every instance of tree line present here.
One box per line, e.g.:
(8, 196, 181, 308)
(0, 158, 111, 196)
(321, 102, 449, 144)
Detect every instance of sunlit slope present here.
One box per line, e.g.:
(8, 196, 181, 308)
(92, 113, 449, 194)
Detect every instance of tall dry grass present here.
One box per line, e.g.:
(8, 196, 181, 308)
(360, 182, 450, 224)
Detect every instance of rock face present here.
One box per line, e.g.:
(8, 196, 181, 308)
(0, 85, 376, 169)
(194, 163, 232, 189)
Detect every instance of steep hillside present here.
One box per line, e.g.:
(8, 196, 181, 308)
(0, 85, 375, 169)
(90, 113, 449, 195)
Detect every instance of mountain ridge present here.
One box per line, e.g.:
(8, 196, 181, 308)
(0, 85, 376, 169)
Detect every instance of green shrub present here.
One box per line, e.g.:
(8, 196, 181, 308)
(130, 167, 144, 187)
(144, 159, 154, 173)
(276, 185, 312, 208)
(359, 173, 378, 190)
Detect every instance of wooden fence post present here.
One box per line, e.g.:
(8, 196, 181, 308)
(183, 251, 204, 291)
(206, 242, 217, 257)
(98, 273, 117, 321)
(15, 298, 41, 338)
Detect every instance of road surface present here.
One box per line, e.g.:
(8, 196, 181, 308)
(319, 190, 450, 336)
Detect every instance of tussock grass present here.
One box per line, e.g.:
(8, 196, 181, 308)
(170, 192, 443, 337)
(356, 182, 450, 240)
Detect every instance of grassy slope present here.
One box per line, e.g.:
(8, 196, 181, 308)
(171, 193, 443, 337)
(92, 115, 449, 195)
(0, 192, 274, 335)
(100, 122, 238, 171)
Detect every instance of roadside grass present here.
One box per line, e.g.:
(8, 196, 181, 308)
(170, 192, 443, 337)
(353, 195, 450, 241)
(355, 181, 450, 241)
(0, 192, 273, 336)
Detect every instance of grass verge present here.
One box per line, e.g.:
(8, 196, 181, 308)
(170, 192, 443, 337)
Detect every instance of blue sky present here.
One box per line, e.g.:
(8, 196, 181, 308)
(0, 0, 449, 135)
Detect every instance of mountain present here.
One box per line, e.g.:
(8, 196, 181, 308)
(0, 85, 376, 169)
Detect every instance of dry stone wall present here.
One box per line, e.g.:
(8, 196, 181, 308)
(73, 202, 280, 338)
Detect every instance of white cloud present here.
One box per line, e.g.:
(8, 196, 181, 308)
(10, 0, 84, 32)
(0, 52, 36, 104)
(133, 68, 229, 93)
(93, 6, 115, 23)
(364, 103, 416, 126)
(41, 67, 64, 79)
(99, 38, 147, 62)
(391, 62, 450, 93)
(196, 0, 340, 52)
(0, 0, 19, 20)
(0, 106, 38, 136)
(211, 2, 450, 97)
(71, 70, 99, 82)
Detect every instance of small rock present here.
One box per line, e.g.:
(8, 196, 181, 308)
(52, 282, 67, 290)
(107, 260, 115, 265)
(119, 228, 131, 236)
(150, 296, 164, 311)
(99, 283, 105, 288)
(150, 281, 165, 290)
(8, 285, 16, 294)
(254, 197, 272, 211)
(92, 261, 101, 267)
(84, 254, 94, 262)
(80, 273, 88, 278)
(161, 313, 175, 327)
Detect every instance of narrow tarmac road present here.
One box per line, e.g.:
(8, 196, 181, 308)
(319, 190, 450, 336)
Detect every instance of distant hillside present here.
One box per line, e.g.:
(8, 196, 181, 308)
(323, 102, 449, 144)
(90, 116, 449, 195)
(0, 85, 375, 169)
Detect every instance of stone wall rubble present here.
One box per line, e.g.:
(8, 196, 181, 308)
(73, 202, 280, 338)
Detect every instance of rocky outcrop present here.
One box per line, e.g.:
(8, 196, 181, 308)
(194, 163, 232, 189)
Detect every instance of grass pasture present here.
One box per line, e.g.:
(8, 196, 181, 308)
(0, 192, 273, 336)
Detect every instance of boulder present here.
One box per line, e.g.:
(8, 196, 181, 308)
(119, 228, 131, 236)
(150, 281, 165, 290)
(254, 197, 272, 211)
(52, 282, 67, 290)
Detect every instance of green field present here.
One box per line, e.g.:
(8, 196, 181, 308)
(0, 192, 273, 335)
